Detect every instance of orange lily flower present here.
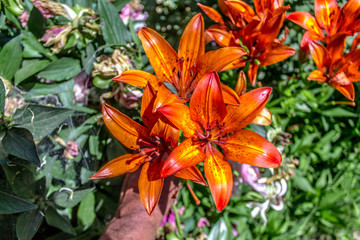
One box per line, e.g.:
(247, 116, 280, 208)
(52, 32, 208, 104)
(158, 72, 281, 211)
(198, 0, 296, 85)
(307, 37, 360, 101)
(114, 13, 246, 102)
(287, 0, 360, 52)
(90, 85, 206, 215)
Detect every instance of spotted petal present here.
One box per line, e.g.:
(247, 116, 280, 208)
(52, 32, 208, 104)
(175, 166, 207, 186)
(138, 159, 164, 215)
(219, 129, 282, 168)
(138, 27, 178, 84)
(113, 70, 162, 90)
(287, 12, 323, 37)
(90, 154, 147, 179)
(102, 104, 150, 150)
(161, 138, 206, 177)
(314, 0, 339, 32)
(222, 87, 272, 133)
(190, 72, 226, 129)
(204, 146, 233, 211)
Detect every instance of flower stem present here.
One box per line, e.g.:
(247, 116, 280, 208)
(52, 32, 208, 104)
(172, 204, 184, 238)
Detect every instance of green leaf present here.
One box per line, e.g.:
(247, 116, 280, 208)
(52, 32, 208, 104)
(2, 127, 40, 166)
(321, 107, 358, 117)
(45, 207, 76, 235)
(0, 191, 37, 214)
(292, 171, 316, 194)
(37, 58, 81, 81)
(0, 77, 5, 113)
(14, 59, 50, 85)
(27, 7, 46, 38)
(0, 35, 22, 80)
(54, 188, 94, 208)
(12, 105, 74, 141)
(77, 192, 96, 230)
(25, 81, 74, 99)
(22, 32, 55, 60)
(208, 218, 230, 240)
(98, 0, 130, 45)
(16, 210, 43, 240)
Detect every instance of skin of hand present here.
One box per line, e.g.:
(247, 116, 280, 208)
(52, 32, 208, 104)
(100, 168, 180, 240)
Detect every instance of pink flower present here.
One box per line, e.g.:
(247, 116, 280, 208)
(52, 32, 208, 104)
(63, 141, 79, 159)
(19, 11, 29, 28)
(197, 217, 210, 228)
(241, 164, 267, 196)
(119, 2, 148, 31)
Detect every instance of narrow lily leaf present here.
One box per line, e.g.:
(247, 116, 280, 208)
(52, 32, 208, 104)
(138, 160, 164, 215)
(0, 191, 37, 214)
(190, 72, 226, 129)
(161, 138, 206, 177)
(2, 127, 40, 167)
(16, 210, 43, 240)
(0, 78, 5, 114)
(220, 129, 282, 168)
(90, 154, 147, 179)
(205, 146, 232, 211)
(223, 87, 272, 133)
(102, 104, 150, 150)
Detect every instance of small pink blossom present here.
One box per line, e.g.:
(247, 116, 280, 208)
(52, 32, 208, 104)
(63, 141, 79, 159)
(19, 11, 29, 28)
(241, 164, 267, 196)
(197, 217, 210, 228)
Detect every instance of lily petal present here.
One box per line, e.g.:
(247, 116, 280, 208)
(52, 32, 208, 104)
(161, 138, 206, 177)
(190, 72, 226, 129)
(197, 3, 225, 24)
(178, 14, 205, 90)
(286, 12, 323, 37)
(219, 129, 282, 168)
(226, 0, 255, 23)
(206, 26, 237, 47)
(102, 104, 150, 150)
(113, 70, 162, 90)
(141, 84, 157, 129)
(150, 117, 179, 148)
(152, 84, 186, 113)
(222, 87, 272, 133)
(315, 0, 339, 32)
(138, 27, 178, 84)
(204, 146, 233, 211)
(138, 160, 164, 215)
(333, 83, 355, 101)
(235, 71, 247, 96)
(157, 103, 200, 138)
(90, 154, 147, 179)
(309, 41, 330, 71)
(248, 62, 260, 86)
(307, 70, 327, 82)
(175, 166, 207, 186)
(251, 107, 272, 126)
(259, 42, 296, 66)
(221, 84, 241, 105)
(338, 0, 360, 32)
(326, 34, 346, 63)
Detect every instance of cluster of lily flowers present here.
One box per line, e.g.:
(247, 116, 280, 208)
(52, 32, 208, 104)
(89, 0, 360, 216)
